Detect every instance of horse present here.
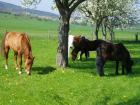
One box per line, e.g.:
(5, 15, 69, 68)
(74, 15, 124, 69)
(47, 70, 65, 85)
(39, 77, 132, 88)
(96, 42, 133, 76)
(68, 35, 74, 58)
(71, 37, 106, 61)
(68, 35, 89, 59)
(1, 32, 34, 75)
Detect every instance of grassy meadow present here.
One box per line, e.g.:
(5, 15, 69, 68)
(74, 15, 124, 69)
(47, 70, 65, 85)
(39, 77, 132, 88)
(0, 13, 140, 105)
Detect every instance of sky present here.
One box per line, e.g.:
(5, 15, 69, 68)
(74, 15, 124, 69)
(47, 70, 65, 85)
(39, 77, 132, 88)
(0, 0, 58, 14)
(0, 0, 140, 14)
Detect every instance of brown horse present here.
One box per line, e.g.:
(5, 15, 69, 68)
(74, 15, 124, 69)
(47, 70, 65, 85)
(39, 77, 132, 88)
(72, 36, 90, 60)
(96, 42, 133, 76)
(71, 37, 106, 60)
(1, 32, 34, 75)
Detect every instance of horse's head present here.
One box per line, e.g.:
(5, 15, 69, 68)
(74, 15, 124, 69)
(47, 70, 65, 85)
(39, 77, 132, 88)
(71, 48, 79, 61)
(118, 43, 134, 74)
(73, 36, 81, 47)
(25, 56, 35, 75)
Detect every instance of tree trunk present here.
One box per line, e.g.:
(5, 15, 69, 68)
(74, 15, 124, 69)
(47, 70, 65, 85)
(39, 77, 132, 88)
(109, 27, 114, 42)
(102, 24, 107, 40)
(95, 23, 100, 40)
(56, 16, 70, 67)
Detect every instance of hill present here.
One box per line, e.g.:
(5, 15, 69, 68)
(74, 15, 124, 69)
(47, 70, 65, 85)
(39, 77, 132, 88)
(0, 1, 59, 19)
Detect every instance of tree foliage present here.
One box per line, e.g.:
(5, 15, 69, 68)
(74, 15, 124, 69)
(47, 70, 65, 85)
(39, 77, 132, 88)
(78, 0, 139, 40)
(21, 0, 41, 8)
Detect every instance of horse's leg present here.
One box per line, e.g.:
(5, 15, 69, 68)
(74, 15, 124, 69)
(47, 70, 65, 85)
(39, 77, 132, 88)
(14, 52, 18, 70)
(80, 51, 84, 61)
(96, 56, 105, 76)
(17, 52, 22, 74)
(4, 47, 9, 70)
(122, 64, 125, 75)
(85, 51, 89, 60)
(115, 61, 119, 75)
(87, 51, 90, 58)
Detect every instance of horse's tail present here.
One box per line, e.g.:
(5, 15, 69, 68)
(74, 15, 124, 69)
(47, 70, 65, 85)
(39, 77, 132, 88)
(0, 32, 8, 57)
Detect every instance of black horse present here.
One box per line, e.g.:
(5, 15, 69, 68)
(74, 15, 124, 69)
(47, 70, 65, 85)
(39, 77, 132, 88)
(96, 42, 133, 76)
(71, 37, 106, 60)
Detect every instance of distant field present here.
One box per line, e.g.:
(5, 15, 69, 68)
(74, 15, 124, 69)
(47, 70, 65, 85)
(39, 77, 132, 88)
(0, 12, 140, 40)
(0, 12, 140, 105)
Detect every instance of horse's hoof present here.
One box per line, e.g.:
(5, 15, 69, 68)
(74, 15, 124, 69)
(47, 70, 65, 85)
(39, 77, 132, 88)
(26, 70, 31, 75)
(5, 65, 8, 70)
(16, 67, 19, 70)
(18, 71, 22, 75)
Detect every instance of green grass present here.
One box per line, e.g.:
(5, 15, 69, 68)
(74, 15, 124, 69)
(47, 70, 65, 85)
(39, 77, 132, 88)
(0, 13, 140, 105)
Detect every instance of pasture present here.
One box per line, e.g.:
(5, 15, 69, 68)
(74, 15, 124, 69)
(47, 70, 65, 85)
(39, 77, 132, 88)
(0, 13, 140, 105)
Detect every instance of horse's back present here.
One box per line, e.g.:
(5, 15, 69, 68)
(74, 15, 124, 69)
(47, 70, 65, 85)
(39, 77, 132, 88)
(5, 32, 29, 52)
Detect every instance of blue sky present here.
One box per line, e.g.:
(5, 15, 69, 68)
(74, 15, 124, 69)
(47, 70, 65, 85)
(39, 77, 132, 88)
(0, 0, 140, 14)
(0, 0, 58, 14)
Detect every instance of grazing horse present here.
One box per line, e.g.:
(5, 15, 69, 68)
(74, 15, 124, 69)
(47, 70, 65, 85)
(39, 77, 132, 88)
(71, 37, 106, 61)
(68, 35, 89, 59)
(96, 42, 133, 76)
(1, 32, 34, 75)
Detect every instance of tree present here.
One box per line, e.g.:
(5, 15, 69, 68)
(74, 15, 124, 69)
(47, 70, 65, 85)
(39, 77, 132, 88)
(78, 0, 138, 41)
(79, 0, 108, 39)
(21, 0, 41, 15)
(55, 0, 86, 67)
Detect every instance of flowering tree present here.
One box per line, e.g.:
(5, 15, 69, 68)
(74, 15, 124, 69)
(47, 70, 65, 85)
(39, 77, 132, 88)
(21, 0, 41, 14)
(79, 0, 138, 41)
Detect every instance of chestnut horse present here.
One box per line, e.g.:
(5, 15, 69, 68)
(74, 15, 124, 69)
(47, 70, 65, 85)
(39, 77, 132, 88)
(96, 42, 133, 76)
(1, 32, 34, 75)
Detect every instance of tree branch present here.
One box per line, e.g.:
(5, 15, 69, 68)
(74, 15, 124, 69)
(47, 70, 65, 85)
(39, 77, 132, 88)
(55, 0, 64, 15)
(80, 5, 96, 20)
(70, 0, 85, 14)
(69, 0, 75, 7)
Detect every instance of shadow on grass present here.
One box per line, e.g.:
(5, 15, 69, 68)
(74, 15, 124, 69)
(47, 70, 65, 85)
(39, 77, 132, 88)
(115, 40, 140, 44)
(69, 58, 96, 70)
(116, 96, 140, 105)
(32, 66, 56, 75)
(69, 57, 140, 77)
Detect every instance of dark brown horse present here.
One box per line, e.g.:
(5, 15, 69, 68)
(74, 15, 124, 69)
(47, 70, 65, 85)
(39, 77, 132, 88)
(71, 37, 106, 60)
(96, 42, 133, 76)
(1, 32, 34, 75)
(68, 35, 90, 59)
